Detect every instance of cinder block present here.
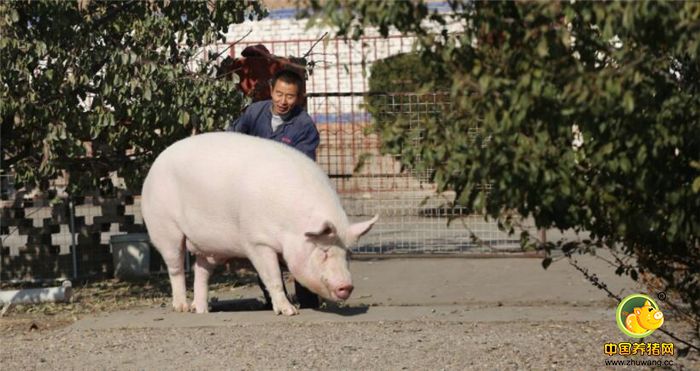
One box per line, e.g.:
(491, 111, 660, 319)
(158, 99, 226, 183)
(100, 204, 125, 217)
(120, 223, 147, 234)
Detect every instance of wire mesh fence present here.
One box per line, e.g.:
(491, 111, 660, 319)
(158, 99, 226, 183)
(308, 92, 518, 254)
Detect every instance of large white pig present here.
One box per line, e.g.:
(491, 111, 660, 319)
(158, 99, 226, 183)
(141, 132, 378, 315)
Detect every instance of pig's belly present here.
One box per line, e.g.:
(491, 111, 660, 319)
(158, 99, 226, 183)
(185, 239, 247, 259)
(180, 218, 247, 259)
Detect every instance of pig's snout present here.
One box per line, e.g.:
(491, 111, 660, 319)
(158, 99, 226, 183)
(334, 284, 354, 300)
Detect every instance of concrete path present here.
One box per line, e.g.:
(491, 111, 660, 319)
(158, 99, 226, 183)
(72, 250, 645, 330)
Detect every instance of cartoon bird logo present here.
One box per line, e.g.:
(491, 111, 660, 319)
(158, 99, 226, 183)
(616, 295, 664, 338)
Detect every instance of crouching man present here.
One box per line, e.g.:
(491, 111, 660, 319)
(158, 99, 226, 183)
(227, 69, 321, 309)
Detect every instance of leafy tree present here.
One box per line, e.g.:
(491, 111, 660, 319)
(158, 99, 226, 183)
(309, 0, 700, 334)
(1, 0, 265, 195)
(365, 52, 451, 151)
(368, 52, 451, 94)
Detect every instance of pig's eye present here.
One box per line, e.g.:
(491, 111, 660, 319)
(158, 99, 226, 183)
(321, 250, 328, 261)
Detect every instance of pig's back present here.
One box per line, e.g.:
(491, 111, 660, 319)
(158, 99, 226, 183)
(142, 132, 344, 252)
(162, 132, 317, 177)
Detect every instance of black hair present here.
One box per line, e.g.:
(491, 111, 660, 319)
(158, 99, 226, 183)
(270, 69, 304, 91)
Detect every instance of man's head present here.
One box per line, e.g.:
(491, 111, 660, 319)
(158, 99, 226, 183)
(270, 69, 304, 116)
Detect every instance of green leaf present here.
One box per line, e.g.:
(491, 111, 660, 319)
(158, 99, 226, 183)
(619, 157, 631, 173)
(542, 257, 552, 270)
(536, 38, 548, 57)
(692, 177, 700, 193)
(179, 111, 190, 125)
(623, 91, 635, 113)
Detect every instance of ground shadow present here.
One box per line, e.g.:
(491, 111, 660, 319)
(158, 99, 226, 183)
(208, 298, 370, 316)
(314, 304, 370, 317)
(209, 298, 268, 312)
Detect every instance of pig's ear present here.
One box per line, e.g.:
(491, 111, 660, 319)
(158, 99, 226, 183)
(305, 220, 337, 238)
(348, 214, 379, 239)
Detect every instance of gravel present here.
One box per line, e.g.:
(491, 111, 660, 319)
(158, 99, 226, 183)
(2, 319, 698, 370)
(2, 257, 698, 369)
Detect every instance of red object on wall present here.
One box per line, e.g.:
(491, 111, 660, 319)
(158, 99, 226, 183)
(221, 44, 306, 102)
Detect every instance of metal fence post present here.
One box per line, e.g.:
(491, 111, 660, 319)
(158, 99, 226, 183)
(69, 198, 78, 279)
(0, 232, 3, 283)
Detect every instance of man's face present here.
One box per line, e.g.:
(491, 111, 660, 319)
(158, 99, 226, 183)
(270, 80, 299, 116)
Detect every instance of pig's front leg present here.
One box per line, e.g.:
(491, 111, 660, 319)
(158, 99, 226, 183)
(191, 255, 220, 314)
(247, 246, 298, 316)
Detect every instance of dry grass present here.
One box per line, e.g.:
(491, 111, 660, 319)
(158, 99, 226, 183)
(0, 270, 259, 335)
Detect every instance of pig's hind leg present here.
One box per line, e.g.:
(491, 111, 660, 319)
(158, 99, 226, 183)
(191, 254, 224, 314)
(150, 230, 189, 312)
(247, 245, 299, 316)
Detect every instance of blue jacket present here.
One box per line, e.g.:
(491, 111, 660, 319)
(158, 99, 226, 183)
(226, 100, 320, 160)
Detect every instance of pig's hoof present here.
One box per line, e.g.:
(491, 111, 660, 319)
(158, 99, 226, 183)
(274, 302, 299, 316)
(189, 303, 209, 314)
(173, 301, 189, 313)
